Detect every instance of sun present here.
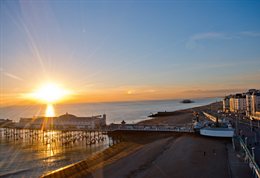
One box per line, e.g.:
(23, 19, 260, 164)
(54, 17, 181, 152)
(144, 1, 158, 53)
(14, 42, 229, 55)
(29, 83, 71, 104)
(45, 104, 55, 117)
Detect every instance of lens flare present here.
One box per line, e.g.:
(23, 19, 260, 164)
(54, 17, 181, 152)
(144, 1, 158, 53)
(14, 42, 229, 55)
(27, 83, 72, 104)
(45, 104, 55, 117)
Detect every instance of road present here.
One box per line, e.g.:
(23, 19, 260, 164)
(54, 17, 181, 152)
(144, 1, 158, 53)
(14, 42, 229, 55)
(204, 110, 260, 166)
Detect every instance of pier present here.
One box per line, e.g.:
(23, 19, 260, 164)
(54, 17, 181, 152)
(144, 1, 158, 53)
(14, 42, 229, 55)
(107, 123, 194, 132)
(0, 127, 109, 147)
(0, 123, 194, 146)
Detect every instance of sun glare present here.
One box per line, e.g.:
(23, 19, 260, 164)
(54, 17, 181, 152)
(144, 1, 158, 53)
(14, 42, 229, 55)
(30, 83, 71, 104)
(45, 104, 55, 117)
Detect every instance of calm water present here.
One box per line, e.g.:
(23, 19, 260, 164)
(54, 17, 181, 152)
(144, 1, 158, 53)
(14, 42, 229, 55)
(0, 98, 219, 124)
(0, 130, 110, 177)
(0, 98, 219, 177)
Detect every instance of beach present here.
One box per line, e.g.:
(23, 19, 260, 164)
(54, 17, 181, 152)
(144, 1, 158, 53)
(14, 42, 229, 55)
(42, 102, 251, 178)
(89, 135, 230, 178)
(1, 98, 222, 177)
(137, 101, 221, 125)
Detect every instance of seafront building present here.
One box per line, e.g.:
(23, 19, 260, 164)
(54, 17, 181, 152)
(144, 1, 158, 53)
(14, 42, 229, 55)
(228, 94, 246, 113)
(234, 94, 246, 113)
(245, 89, 258, 116)
(18, 113, 106, 130)
(223, 89, 260, 120)
(251, 92, 260, 119)
(223, 96, 230, 112)
(246, 93, 253, 116)
(0, 119, 13, 127)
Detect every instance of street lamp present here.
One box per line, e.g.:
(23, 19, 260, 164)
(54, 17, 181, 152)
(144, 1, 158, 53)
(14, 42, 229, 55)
(250, 119, 253, 132)
(252, 147, 255, 160)
(235, 117, 238, 135)
(255, 132, 257, 145)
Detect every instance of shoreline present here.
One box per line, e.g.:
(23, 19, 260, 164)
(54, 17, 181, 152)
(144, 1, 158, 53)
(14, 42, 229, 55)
(0, 98, 218, 123)
(137, 101, 222, 125)
(41, 101, 251, 178)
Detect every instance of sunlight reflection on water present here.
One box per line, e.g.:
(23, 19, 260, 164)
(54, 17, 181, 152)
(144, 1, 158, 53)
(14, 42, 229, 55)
(0, 98, 219, 177)
(0, 129, 110, 177)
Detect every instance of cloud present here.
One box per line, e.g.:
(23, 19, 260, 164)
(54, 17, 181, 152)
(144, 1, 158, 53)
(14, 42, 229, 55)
(191, 32, 229, 41)
(186, 32, 231, 49)
(179, 88, 251, 98)
(239, 31, 260, 37)
(186, 31, 260, 49)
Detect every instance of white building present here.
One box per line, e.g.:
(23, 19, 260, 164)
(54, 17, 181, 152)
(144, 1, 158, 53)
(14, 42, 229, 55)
(223, 96, 230, 112)
(245, 89, 259, 116)
(224, 89, 260, 119)
(234, 96, 246, 113)
(229, 94, 246, 113)
(252, 92, 260, 116)
(19, 113, 106, 130)
(246, 94, 253, 116)
(229, 96, 235, 112)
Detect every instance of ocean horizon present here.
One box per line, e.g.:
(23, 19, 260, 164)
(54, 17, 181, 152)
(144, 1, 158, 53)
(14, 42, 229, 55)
(0, 97, 220, 177)
(0, 97, 220, 124)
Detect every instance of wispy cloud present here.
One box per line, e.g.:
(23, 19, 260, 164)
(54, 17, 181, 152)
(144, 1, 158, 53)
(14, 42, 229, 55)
(0, 68, 24, 81)
(186, 32, 231, 49)
(189, 60, 260, 70)
(180, 88, 246, 98)
(191, 32, 229, 41)
(186, 31, 260, 49)
(239, 31, 260, 37)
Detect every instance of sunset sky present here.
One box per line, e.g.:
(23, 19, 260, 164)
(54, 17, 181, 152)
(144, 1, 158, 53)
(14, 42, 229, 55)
(1, 0, 260, 105)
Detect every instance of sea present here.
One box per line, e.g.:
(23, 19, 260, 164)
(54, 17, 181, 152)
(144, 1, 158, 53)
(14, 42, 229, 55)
(0, 98, 220, 177)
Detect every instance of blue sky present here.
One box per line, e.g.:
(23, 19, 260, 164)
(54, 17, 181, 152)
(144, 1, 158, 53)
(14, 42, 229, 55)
(1, 0, 260, 104)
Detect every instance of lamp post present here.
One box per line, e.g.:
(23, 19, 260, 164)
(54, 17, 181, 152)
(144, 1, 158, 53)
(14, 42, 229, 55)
(250, 119, 253, 132)
(235, 116, 238, 135)
(252, 147, 255, 160)
(232, 137, 235, 150)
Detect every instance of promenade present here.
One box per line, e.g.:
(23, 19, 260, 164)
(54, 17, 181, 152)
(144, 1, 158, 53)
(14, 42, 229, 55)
(205, 110, 260, 177)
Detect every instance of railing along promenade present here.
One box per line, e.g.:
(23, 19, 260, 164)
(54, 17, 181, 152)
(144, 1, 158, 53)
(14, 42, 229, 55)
(236, 136, 260, 178)
(107, 124, 194, 133)
(203, 111, 260, 178)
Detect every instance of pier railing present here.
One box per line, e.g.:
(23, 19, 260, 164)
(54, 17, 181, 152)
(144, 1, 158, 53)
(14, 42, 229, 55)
(107, 124, 194, 132)
(0, 123, 194, 133)
(237, 136, 260, 178)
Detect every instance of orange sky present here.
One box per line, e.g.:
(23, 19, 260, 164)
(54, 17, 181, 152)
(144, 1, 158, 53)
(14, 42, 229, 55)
(1, 1, 260, 106)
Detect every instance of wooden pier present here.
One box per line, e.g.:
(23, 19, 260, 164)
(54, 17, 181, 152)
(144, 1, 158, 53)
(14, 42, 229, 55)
(0, 127, 110, 147)
(0, 123, 194, 148)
